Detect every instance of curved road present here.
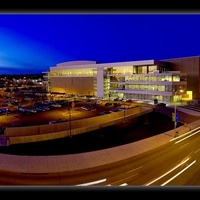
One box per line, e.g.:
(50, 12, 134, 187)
(0, 105, 200, 186)
(0, 126, 200, 186)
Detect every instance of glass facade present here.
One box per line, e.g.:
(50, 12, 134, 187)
(46, 60, 187, 104)
(49, 68, 96, 77)
(106, 65, 187, 103)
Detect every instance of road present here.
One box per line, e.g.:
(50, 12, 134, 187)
(0, 125, 200, 186)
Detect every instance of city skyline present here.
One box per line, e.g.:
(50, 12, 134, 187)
(1, 13, 200, 74)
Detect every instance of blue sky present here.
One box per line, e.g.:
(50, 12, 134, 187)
(0, 13, 200, 74)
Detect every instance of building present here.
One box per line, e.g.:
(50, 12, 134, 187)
(43, 57, 196, 104)
(161, 56, 200, 101)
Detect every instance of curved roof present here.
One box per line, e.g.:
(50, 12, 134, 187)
(57, 60, 96, 66)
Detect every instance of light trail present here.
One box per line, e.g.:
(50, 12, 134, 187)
(170, 126, 200, 142)
(119, 183, 128, 186)
(144, 157, 190, 186)
(126, 166, 143, 174)
(161, 160, 196, 186)
(75, 178, 107, 186)
(175, 130, 200, 144)
(195, 148, 200, 153)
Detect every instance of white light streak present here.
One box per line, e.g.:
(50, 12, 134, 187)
(144, 158, 190, 186)
(126, 166, 143, 174)
(175, 130, 200, 144)
(180, 143, 189, 148)
(195, 149, 200, 154)
(76, 178, 107, 186)
(161, 160, 196, 186)
(170, 126, 200, 142)
(119, 183, 128, 186)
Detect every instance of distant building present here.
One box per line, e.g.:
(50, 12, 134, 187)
(43, 56, 200, 104)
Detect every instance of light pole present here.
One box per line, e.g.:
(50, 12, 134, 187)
(123, 94, 126, 123)
(174, 90, 178, 137)
(123, 103, 126, 123)
(68, 108, 72, 138)
(109, 91, 111, 104)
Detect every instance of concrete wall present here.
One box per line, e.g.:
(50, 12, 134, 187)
(163, 118, 200, 137)
(6, 106, 153, 145)
(50, 77, 94, 95)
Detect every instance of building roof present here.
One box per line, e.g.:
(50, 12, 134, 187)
(50, 59, 169, 70)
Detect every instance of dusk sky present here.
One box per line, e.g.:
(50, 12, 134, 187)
(1, 13, 200, 74)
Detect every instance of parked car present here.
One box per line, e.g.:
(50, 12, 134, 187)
(50, 103, 61, 108)
(105, 102, 112, 107)
(99, 111, 110, 115)
(35, 107, 46, 112)
(109, 109, 119, 113)
(49, 120, 56, 124)
(57, 118, 67, 123)
(26, 108, 37, 113)
(0, 109, 6, 115)
(18, 106, 27, 112)
(81, 106, 91, 111)
(0, 108, 11, 115)
(10, 100, 19, 106)
(1, 102, 8, 106)
(56, 100, 69, 106)
(118, 107, 128, 111)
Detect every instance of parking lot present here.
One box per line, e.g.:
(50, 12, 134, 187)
(0, 93, 135, 132)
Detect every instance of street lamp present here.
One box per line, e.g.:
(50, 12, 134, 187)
(68, 108, 72, 138)
(173, 89, 184, 137)
(123, 104, 126, 123)
(174, 90, 178, 137)
(123, 94, 126, 123)
(109, 91, 111, 104)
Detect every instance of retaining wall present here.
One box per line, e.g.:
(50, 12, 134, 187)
(6, 106, 153, 145)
